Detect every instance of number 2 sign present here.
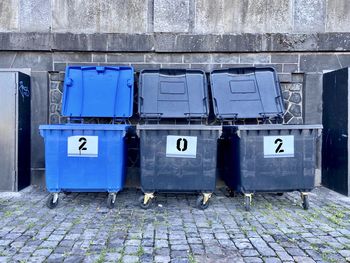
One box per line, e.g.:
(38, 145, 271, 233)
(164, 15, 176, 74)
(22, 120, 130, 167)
(263, 135, 294, 158)
(67, 136, 98, 157)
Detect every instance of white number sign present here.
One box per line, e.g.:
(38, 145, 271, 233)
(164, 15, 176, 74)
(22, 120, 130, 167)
(166, 135, 197, 158)
(67, 136, 98, 157)
(263, 135, 294, 158)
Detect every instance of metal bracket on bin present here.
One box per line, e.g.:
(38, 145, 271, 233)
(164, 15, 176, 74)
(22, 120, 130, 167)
(300, 192, 308, 198)
(218, 113, 238, 125)
(203, 193, 212, 204)
(141, 113, 163, 124)
(111, 118, 129, 125)
(52, 193, 59, 203)
(244, 193, 253, 204)
(184, 113, 207, 125)
(67, 117, 84, 124)
(144, 193, 155, 205)
(259, 112, 283, 124)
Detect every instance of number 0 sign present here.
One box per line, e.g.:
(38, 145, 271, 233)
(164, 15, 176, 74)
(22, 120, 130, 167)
(263, 135, 294, 158)
(67, 136, 98, 157)
(166, 135, 197, 158)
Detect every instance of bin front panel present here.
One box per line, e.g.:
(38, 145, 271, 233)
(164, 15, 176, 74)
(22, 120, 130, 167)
(223, 126, 319, 193)
(62, 66, 134, 118)
(40, 125, 127, 192)
(139, 128, 219, 192)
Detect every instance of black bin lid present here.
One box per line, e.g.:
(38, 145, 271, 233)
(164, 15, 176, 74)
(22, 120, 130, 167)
(210, 67, 285, 119)
(138, 69, 209, 119)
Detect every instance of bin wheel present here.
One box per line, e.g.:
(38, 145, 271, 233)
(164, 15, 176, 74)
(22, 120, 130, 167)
(107, 193, 116, 209)
(302, 194, 309, 210)
(276, 193, 284, 196)
(244, 194, 252, 211)
(226, 188, 236, 197)
(139, 195, 152, 209)
(196, 195, 209, 210)
(46, 194, 59, 209)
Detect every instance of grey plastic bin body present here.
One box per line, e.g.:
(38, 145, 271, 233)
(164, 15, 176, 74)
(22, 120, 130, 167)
(221, 125, 322, 193)
(138, 69, 221, 198)
(138, 125, 221, 193)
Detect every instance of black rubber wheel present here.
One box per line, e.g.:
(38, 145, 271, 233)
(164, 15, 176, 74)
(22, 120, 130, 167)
(139, 195, 152, 209)
(46, 194, 58, 209)
(107, 194, 116, 209)
(226, 188, 236, 197)
(302, 195, 309, 210)
(196, 195, 209, 210)
(276, 193, 284, 196)
(244, 196, 251, 211)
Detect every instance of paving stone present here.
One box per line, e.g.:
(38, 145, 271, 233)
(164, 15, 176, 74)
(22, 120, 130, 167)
(171, 244, 189, 251)
(241, 249, 260, 257)
(293, 256, 316, 263)
(105, 253, 122, 262)
(243, 257, 263, 263)
(155, 239, 169, 248)
(154, 255, 170, 263)
(285, 247, 307, 257)
(27, 256, 47, 262)
(264, 257, 282, 263)
(276, 251, 293, 261)
(0, 187, 348, 263)
(47, 254, 64, 263)
(122, 255, 139, 263)
(32, 248, 53, 257)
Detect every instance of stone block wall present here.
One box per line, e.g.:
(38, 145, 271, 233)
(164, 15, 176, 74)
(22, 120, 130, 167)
(0, 48, 339, 187)
(0, 0, 349, 188)
(1, 0, 350, 34)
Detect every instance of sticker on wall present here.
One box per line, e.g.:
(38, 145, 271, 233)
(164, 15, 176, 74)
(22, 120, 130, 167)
(166, 135, 197, 158)
(263, 135, 294, 158)
(67, 136, 98, 157)
(19, 81, 30, 99)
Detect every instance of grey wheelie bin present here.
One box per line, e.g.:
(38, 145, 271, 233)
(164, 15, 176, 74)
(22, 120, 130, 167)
(210, 67, 322, 211)
(137, 69, 222, 209)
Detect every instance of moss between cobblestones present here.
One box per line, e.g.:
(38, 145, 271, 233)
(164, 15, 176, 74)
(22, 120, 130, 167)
(188, 252, 196, 263)
(95, 249, 107, 263)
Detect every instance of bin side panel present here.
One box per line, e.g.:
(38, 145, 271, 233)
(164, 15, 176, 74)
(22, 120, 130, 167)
(139, 128, 218, 193)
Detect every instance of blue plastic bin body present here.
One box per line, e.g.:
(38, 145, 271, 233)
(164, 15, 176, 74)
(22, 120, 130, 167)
(40, 124, 129, 193)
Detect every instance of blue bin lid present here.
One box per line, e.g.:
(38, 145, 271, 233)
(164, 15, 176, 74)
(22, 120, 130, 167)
(138, 69, 209, 119)
(210, 67, 285, 119)
(61, 66, 134, 118)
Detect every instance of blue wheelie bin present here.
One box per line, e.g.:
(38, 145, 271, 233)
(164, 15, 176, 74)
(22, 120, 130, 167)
(210, 67, 322, 210)
(39, 66, 134, 209)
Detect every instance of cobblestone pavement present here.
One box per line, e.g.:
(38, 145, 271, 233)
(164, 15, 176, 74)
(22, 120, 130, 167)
(0, 187, 349, 263)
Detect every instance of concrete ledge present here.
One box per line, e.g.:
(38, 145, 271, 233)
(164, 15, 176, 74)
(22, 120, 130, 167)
(1, 32, 350, 52)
